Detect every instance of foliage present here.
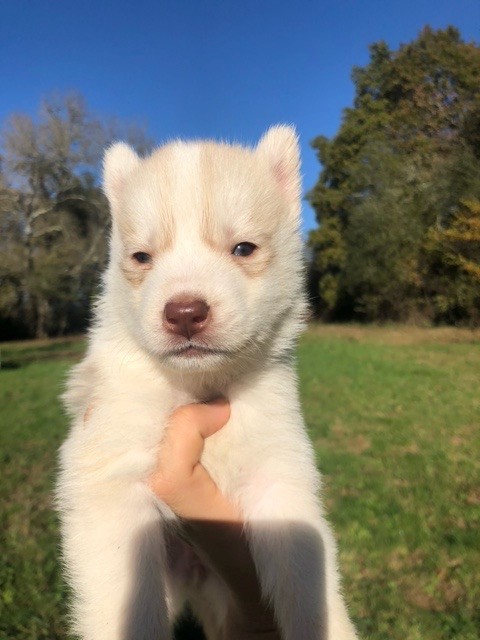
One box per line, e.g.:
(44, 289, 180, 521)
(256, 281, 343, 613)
(308, 26, 480, 324)
(308, 217, 346, 316)
(424, 199, 480, 323)
(1, 328, 479, 639)
(0, 94, 151, 339)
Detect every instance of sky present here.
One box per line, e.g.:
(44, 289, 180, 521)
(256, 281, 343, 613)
(1, 0, 479, 233)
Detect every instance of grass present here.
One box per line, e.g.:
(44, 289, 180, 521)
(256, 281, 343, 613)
(0, 341, 81, 639)
(1, 326, 479, 639)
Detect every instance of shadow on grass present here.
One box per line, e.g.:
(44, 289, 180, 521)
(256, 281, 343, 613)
(0, 360, 21, 370)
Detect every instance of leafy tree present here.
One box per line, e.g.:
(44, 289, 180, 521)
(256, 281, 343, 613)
(342, 143, 425, 320)
(308, 26, 480, 324)
(0, 94, 151, 338)
(424, 199, 480, 323)
(308, 217, 346, 318)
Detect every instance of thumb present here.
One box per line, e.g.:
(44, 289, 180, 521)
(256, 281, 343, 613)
(163, 399, 231, 470)
(200, 398, 231, 438)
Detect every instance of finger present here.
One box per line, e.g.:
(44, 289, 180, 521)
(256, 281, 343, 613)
(170, 398, 230, 439)
(83, 404, 94, 426)
(162, 399, 230, 470)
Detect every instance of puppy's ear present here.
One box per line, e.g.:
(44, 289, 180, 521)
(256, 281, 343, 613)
(103, 143, 140, 213)
(256, 125, 301, 219)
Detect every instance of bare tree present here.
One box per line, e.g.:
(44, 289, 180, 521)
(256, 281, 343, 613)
(0, 93, 151, 338)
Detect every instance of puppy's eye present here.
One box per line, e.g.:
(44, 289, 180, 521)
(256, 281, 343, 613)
(132, 252, 152, 265)
(232, 242, 257, 257)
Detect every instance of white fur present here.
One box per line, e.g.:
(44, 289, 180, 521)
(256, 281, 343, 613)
(56, 126, 358, 639)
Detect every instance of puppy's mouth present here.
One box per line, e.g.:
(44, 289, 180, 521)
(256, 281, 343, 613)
(164, 343, 232, 358)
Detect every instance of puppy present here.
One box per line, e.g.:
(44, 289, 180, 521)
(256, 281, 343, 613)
(56, 126, 358, 640)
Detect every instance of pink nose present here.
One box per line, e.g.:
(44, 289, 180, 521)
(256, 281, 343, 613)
(163, 299, 210, 339)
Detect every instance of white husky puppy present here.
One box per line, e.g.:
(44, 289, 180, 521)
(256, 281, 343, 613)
(56, 126, 358, 640)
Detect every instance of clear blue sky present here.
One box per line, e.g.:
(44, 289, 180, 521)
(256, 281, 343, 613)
(1, 0, 479, 232)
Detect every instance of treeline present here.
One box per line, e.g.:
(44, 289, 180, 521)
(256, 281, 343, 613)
(308, 26, 480, 325)
(0, 94, 151, 339)
(1, 27, 479, 340)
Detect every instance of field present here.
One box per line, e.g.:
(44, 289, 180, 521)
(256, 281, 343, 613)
(1, 326, 479, 640)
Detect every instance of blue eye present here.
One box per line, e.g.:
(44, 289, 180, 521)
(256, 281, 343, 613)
(232, 242, 257, 257)
(132, 252, 152, 264)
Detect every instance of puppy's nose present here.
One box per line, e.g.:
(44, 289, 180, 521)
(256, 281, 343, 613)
(163, 299, 210, 339)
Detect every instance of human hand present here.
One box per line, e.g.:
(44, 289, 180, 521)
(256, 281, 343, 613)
(149, 399, 235, 521)
(148, 400, 281, 639)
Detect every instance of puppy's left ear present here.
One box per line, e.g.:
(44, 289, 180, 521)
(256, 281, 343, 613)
(257, 125, 301, 219)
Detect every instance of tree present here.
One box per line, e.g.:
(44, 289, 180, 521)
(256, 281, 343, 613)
(0, 93, 151, 338)
(308, 217, 346, 318)
(342, 143, 425, 320)
(308, 27, 480, 324)
(424, 199, 480, 324)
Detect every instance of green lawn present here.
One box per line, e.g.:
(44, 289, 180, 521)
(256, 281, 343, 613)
(1, 326, 479, 640)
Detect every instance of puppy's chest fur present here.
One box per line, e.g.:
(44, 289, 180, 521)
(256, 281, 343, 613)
(68, 353, 276, 498)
